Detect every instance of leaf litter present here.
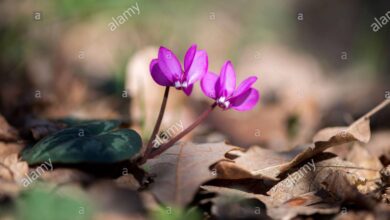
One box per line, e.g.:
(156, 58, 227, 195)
(0, 98, 389, 219)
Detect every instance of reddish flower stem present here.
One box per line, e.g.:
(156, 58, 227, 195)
(141, 86, 170, 163)
(146, 102, 217, 159)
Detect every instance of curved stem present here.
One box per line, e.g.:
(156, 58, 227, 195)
(147, 102, 217, 159)
(142, 86, 170, 161)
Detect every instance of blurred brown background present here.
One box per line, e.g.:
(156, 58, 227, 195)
(1, 0, 389, 150)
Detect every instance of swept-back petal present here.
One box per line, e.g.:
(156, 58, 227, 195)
(232, 76, 257, 98)
(230, 88, 259, 111)
(184, 44, 197, 71)
(158, 46, 182, 81)
(150, 59, 173, 86)
(201, 72, 219, 99)
(185, 50, 208, 85)
(218, 61, 236, 98)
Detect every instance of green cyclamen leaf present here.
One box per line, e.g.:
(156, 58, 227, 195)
(22, 120, 142, 164)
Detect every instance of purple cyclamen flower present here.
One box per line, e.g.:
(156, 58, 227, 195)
(201, 61, 259, 111)
(150, 45, 208, 95)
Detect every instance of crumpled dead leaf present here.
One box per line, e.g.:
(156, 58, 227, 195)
(346, 143, 383, 193)
(267, 154, 365, 205)
(364, 130, 390, 166)
(215, 100, 389, 180)
(0, 152, 29, 197)
(0, 153, 28, 183)
(215, 147, 295, 180)
(145, 142, 238, 206)
(263, 153, 379, 219)
(321, 169, 375, 207)
(204, 153, 374, 220)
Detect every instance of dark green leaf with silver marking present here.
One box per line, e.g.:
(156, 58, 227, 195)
(22, 120, 142, 164)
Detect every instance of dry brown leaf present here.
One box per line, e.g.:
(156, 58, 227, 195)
(346, 143, 383, 193)
(0, 142, 26, 196)
(115, 174, 141, 190)
(321, 169, 374, 206)
(262, 154, 372, 219)
(215, 147, 296, 180)
(0, 153, 28, 183)
(364, 130, 390, 165)
(215, 100, 389, 180)
(0, 153, 29, 197)
(201, 185, 269, 203)
(145, 142, 238, 206)
(267, 154, 365, 205)
(0, 114, 19, 142)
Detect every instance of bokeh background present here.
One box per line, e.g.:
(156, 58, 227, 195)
(1, 0, 390, 150)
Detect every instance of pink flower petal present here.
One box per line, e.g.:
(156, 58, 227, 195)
(150, 59, 173, 86)
(185, 50, 208, 85)
(232, 76, 257, 98)
(158, 46, 182, 81)
(218, 61, 236, 98)
(184, 44, 197, 71)
(201, 72, 219, 99)
(182, 84, 194, 96)
(230, 88, 259, 111)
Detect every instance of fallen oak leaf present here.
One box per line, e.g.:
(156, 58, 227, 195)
(345, 143, 383, 193)
(0, 153, 29, 183)
(215, 147, 296, 180)
(232, 154, 369, 219)
(267, 153, 366, 205)
(200, 185, 270, 203)
(274, 100, 389, 176)
(364, 130, 390, 166)
(215, 100, 389, 180)
(320, 169, 376, 209)
(207, 154, 372, 220)
(0, 153, 29, 197)
(145, 141, 238, 206)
